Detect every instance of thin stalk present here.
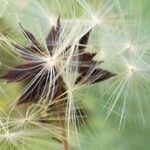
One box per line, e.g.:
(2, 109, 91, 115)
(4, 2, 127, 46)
(56, 77, 69, 150)
(58, 116, 69, 150)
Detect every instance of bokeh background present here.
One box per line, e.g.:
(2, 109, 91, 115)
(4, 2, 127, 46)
(0, 0, 150, 150)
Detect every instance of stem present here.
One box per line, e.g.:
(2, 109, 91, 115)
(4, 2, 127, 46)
(56, 77, 69, 150)
(59, 118, 69, 150)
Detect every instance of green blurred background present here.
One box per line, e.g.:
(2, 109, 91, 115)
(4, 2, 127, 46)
(0, 0, 150, 150)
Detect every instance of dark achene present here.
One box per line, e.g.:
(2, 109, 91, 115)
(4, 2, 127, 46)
(2, 17, 115, 104)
